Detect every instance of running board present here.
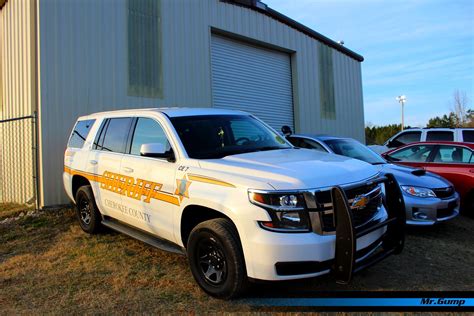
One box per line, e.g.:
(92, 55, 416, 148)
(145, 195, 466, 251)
(101, 218, 185, 255)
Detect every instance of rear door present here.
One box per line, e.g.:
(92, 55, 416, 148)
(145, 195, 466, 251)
(424, 145, 474, 197)
(87, 117, 133, 219)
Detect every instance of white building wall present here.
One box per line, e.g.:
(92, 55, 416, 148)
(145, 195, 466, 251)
(38, 0, 365, 206)
(0, 0, 37, 204)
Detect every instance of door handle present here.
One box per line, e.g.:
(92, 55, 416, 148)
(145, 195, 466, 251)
(123, 167, 134, 173)
(470, 169, 474, 174)
(89, 160, 98, 165)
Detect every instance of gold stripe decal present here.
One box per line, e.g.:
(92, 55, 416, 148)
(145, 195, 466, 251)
(64, 167, 180, 206)
(187, 174, 236, 188)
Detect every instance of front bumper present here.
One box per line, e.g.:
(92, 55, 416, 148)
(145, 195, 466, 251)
(404, 192, 460, 226)
(244, 174, 405, 282)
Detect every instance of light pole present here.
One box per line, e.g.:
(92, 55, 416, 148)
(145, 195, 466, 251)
(396, 95, 407, 131)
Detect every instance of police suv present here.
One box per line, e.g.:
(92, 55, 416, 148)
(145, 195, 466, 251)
(64, 108, 405, 299)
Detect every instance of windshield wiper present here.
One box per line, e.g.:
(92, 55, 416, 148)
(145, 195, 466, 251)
(221, 146, 285, 158)
(371, 162, 387, 165)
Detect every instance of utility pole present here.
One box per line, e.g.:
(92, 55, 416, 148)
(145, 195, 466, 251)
(396, 95, 407, 131)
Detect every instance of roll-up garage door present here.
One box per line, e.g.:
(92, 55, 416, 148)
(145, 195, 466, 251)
(211, 35, 294, 131)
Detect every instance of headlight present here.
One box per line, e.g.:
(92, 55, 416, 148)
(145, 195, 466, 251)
(401, 186, 436, 198)
(248, 190, 311, 232)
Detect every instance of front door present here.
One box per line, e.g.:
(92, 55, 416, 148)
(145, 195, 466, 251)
(120, 117, 179, 242)
(386, 144, 436, 169)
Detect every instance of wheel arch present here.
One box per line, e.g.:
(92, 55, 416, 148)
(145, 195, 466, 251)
(180, 204, 239, 249)
(71, 175, 91, 203)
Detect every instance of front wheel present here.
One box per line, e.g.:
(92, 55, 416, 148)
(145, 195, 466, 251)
(187, 218, 247, 299)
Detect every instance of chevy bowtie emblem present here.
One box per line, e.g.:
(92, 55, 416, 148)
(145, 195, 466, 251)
(352, 195, 370, 210)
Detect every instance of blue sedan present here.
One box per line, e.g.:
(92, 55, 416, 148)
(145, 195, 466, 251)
(285, 131, 460, 226)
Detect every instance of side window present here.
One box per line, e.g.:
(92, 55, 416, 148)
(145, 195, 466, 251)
(68, 119, 96, 148)
(287, 137, 302, 147)
(300, 139, 327, 152)
(433, 146, 473, 164)
(462, 130, 474, 143)
(426, 131, 454, 141)
(100, 118, 133, 153)
(93, 120, 108, 150)
(389, 145, 435, 162)
(130, 118, 171, 156)
(391, 131, 421, 147)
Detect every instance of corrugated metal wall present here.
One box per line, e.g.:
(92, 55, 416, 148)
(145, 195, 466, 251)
(210, 34, 294, 131)
(0, 0, 37, 205)
(38, 0, 365, 206)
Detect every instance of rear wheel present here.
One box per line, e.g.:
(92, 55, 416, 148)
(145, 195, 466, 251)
(187, 218, 247, 299)
(75, 185, 103, 234)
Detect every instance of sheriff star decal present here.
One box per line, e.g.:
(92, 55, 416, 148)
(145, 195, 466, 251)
(175, 176, 192, 201)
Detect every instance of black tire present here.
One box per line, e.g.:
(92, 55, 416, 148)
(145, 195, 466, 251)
(187, 218, 247, 299)
(75, 185, 103, 234)
(464, 191, 474, 217)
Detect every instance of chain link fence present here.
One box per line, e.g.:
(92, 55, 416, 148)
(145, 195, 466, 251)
(0, 113, 38, 209)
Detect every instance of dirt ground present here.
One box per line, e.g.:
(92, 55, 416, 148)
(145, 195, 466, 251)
(1, 204, 473, 313)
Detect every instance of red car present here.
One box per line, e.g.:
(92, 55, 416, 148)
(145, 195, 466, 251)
(382, 141, 474, 213)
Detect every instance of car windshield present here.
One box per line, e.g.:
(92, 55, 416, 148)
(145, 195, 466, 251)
(324, 139, 386, 164)
(170, 115, 291, 159)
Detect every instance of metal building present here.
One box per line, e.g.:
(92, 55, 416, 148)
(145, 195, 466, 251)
(0, 0, 365, 208)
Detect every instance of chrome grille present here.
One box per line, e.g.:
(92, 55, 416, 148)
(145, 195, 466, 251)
(311, 182, 383, 233)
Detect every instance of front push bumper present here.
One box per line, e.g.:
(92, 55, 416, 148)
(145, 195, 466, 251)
(332, 173, 405, 284)
(244, 174, 405, 282)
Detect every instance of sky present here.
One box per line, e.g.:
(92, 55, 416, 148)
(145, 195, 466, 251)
(264, 0, 474, 127)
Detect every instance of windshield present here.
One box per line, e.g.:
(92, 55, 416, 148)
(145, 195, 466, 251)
(170, 115, 291, 159)
(324, 139, 386, 164)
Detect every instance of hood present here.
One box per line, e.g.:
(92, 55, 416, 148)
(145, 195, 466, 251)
(198, 148, 378, 190)
(375, 163, 452, 188)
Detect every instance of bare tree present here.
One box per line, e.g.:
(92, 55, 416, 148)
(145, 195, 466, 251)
(450, 90, 470, 127)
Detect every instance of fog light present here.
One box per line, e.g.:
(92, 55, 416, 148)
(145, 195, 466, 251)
(413, 211, 428, 220)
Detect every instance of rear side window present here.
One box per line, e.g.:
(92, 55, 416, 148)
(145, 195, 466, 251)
(426, 131, 454, 141)
(462, 130, 474, 143)
(433, 146, 473, 164)
(100, 118, 133, 153)
(68, 119, 95, 148)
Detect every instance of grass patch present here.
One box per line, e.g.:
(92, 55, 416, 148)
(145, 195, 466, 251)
(0, 205, 473, 313)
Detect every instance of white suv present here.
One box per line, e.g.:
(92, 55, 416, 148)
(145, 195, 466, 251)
(63, 108, 405, 299)
(371, 128, 474, 154)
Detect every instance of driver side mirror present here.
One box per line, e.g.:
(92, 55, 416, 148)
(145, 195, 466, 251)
(140, 143, 175, 162)
(281, 125, 293, 136)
